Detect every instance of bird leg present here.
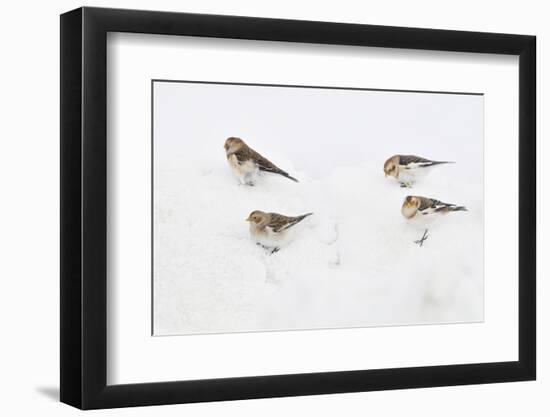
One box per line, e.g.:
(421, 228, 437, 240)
(270, 247, 280, 255)
(400, 181, 413, 188)
(414, 229, 429, 247)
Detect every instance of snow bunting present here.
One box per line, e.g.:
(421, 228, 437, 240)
(246, 210, 313, 251)
(224, 137, 299, 185)
(384, 154, 453, 187)
(401, 195, 467, 219)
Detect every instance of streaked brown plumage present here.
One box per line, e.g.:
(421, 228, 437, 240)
(224, 137, 298, 185)
(384, 154, 453, 187)
(246, 210, 313, 250)
(401, 195, 467, 219)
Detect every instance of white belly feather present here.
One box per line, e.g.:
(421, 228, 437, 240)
(398, 164, 434, 181)
(250, 224, 291, 248)
(227, 154, 257, 182)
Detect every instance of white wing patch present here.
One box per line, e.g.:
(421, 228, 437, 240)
(419, 201, 455, 215)
(401, 162, 433, 170)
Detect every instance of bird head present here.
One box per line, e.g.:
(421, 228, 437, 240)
(383, 155, 400, 178)
(246, 210, 269, 226)
(224, 137, 246, 154)
(401, 196, 420, 219)
(403, 196, 421, 208)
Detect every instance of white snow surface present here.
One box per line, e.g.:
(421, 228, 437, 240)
(154, 149, 483, 336)
(153, 82, 484, 336)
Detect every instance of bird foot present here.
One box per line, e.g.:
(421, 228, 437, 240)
(257, 243, 279, 255)
(414, 229, 429, 247)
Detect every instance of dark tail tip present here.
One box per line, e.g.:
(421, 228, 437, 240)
(297, 212, 314, 222)
(454, 206, 468, 212)
(286, 174, 299, 182)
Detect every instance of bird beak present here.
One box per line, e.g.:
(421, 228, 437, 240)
(245, 217, 251, 222)
(384, 172, 387, 177)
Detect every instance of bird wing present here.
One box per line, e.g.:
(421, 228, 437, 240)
(231, 148, 254, 165)
(417, 197, 443, 214)
(268, 213, 312, 233)
(250, 149, 291, 176)
(418, 198, 464, 214)
(433, 202, 467, 213)
(233, 147, 298, 182)
(232, 147, 279, 172)
(399, 155, 449, 169)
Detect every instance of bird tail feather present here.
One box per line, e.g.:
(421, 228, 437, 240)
(282, 172, 299, 182)
(431, 161, 455, 166)
(296, 212, 314, 222)
(260, 166, 299, 182)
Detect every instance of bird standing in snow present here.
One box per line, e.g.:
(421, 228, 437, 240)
(246, 210, 313, 253)
(224, 137, 299, 185)
(401, 196, 467, 247)
(384, 154, 453, 188)
(401, 195, 467, 220)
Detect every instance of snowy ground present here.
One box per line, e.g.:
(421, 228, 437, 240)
(152, 82, 484, 336)
(153, 149, 483, 335)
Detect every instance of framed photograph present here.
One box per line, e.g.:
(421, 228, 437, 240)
(60, 7, 536, 409)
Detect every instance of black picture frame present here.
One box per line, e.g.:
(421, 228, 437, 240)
(60, 6, 536, 410)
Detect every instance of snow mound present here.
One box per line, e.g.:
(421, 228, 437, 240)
(154, 153, 483, 335)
